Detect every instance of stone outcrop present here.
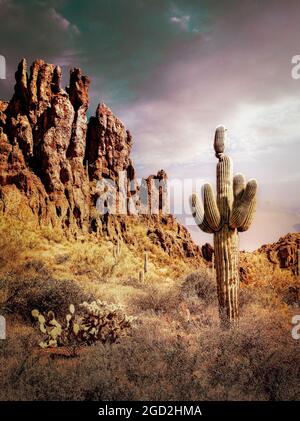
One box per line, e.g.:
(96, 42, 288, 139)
(201, 243, 214, 262)
(146, 214, 200, 258)
(86, 103, 134, 182)
(137, 169, 169, 216)
(258, 233, 300, 274)
(0, 59, 90, 232)
(0, 58, 201, 261)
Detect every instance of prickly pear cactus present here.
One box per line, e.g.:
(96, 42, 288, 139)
(190, 126, 258, 325)
(31, 308, 64, 348)
(31, 301, 135, 354)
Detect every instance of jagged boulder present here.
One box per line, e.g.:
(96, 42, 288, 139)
(201, 243, 214, 262)
(146, 215, 201, 258)
(86, 103, 134, 182)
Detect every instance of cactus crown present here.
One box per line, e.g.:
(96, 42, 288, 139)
(214, 125, 227, 158)
(191, 127, 257, 233)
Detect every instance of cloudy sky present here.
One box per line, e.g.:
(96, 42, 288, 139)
(1, 0, 300, 249)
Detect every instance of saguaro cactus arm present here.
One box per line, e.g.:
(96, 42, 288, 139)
(190, 193, 214, 233)
(233, 173, 246, 200)
(229, 179, 258, 229)
(203, 183, 220, 231)
(237, 194, 257, 232)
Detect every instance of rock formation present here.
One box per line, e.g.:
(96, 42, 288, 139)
(258, 233, 300, 274)
(0, 58, 201, 260)
(201, 243, 214, 262)
(0, 59, 91, 232)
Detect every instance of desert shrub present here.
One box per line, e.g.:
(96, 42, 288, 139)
(0, 275, 91, 320)
(181, 269, 216, 305)
(54, 254, 70, 265)
(0, 336, 87, 400)
(0, 216, 39, 269)
(23, 259, 50, 278)
(281, 285, 300, 307)
(239, 285, 256, 308)
(239, 283, 285, 314)
(81, 335, 202, 401)
(132, 286, 179, 315)
(195, 307, 300, 400)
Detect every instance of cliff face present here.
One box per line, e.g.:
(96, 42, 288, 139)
(0, 59, 90, 231)
(0, 59, 201, 260)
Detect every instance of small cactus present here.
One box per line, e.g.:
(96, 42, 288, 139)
(144, 251, 148, 273)
(211, 253, 215, 274)
(139, 270, 144, 283)
(190, 126, 258, 326)
(32, 309, 64, 347)
(113, 237, 122, 262)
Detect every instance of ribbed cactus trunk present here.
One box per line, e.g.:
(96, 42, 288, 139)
(215, 153, 239, 323)
(214, 226, 239, 323)
(190, 126, 258, 326)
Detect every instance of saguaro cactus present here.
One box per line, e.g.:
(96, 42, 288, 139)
(190, 126, 258, 325)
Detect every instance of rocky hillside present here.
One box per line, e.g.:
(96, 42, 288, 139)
(201, 233, 300, 288)
(258, 232, 300, 274)
(1, 58, 299, 274)
(0, 59, 201, 261)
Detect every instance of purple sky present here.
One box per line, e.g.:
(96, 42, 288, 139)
(115, 0, 300, 250)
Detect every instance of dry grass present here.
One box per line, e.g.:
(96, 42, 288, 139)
(0, 215, 299, 400)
